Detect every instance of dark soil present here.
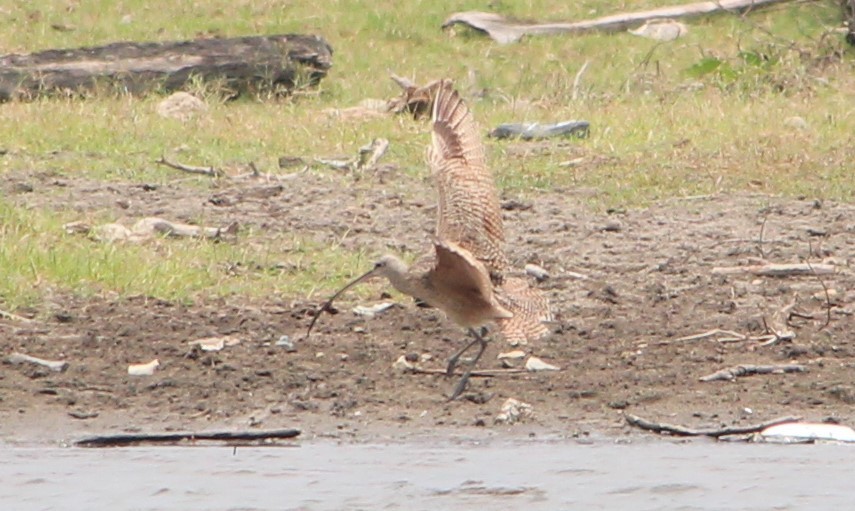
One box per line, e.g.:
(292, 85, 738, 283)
(1, 169, 853, 444)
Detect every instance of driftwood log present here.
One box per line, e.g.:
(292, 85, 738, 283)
(0, 34, 332, 101)
(443, 0, 793, 44)
(75, 428, 301, 447)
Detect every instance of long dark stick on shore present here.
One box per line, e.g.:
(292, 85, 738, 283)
(76, 428, 300, 447)
(624, 414, 800, 438)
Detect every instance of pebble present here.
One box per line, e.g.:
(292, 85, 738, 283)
(524, 264, 550, 282)
(392, 355, 414, 372)
(128, 359, 160, 376)
(352, 302, 394, 318)
(495, 398, 533, 425)
(628, 20, 688, 41)
(156, 92, 207, 121)
(525, 356, 560, 372)
(188, 335, 241, 352)
(783, 116, 809, 131)
(498, 350, 526, 360)
(275, 335, 297, 352)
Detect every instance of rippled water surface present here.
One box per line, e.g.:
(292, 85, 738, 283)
(2, 438, 852, 510)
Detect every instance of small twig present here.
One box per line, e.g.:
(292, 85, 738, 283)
(805, 250, 833, 331)
(662, 328, 747, 344)
(410, 367, 528, 377)
(571, 59, 590, 101)
(756, 215, 768, 259)
(0, 309, 35, 323)
(7, 352, 69, 372)
(699, 363, 806, 382)
(625, 413, 802, 438)
(155, 156, 220, 177)
(711, 263, 836, 277)
(75, 428, 301, 447)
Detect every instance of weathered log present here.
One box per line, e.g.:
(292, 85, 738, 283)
(0, 34, 332, 101)
(443, 0, 794, 44)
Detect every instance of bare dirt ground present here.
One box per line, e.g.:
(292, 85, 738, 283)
(1, 168, 853, 444)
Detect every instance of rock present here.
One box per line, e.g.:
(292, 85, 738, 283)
(495, 398, 533, 425)
(352, 302, 395, 318)
(498, 350, 526, 360)
(783, 116, 809, 131)
(761, 422, 855, 443)
(276, 335, 297, 352)
(188, 335, 241, 352)
(628, 20, 688, 41)
(525, 356, 560, 372)
(392, 355, 414, 372)
(602, 221, 622, 233)
(156, 92, 207, 121)
(524, 263, 549, 282)
(128, 359, 160, 376)
(489, 120, 590, 140)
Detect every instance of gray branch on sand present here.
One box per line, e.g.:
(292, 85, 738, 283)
(63, 217, 238, 243)
(699, 364, 807, 382)
(711, 263, 836, 277)
(442, 0, 794, 44)
(625, 413, 802, 438)
(76, 428, 301, 447)
(0, 34, 332, 101)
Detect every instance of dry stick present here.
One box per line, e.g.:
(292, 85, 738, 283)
(442, 0, 794, 44)
(155, 156, 220, 177)
(410, 367, 529, 377)
(661, 328, 747, 344)
(0, 309, 34, 323)
(711, 263, 836, 276)
(806, 241, 833, 331)
(76, 428, 301, 447)
(757, 214, 768, 259)
(571, 60, 590, 101)
(699, 363, 807, 382)
(625, 413, 802, 438)
(7, 352, 69, 372)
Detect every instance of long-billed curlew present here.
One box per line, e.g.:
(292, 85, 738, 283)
(307, 79, 551, 399)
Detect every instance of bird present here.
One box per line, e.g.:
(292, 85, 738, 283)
(306, 79, 552, 399)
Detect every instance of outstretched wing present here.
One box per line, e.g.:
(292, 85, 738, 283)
(428, 79, 508, 281)
(495, 277, 552, 346)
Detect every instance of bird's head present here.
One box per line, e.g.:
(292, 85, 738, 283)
(369, 254, 408, 280)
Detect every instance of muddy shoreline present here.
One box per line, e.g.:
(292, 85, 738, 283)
(1, 171, 853, 444)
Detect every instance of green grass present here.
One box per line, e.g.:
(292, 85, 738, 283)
(0, 0, 853, 307)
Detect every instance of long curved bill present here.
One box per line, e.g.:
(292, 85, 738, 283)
(304, 267, 379, 339)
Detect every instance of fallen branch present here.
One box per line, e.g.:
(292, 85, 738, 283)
(0, 34, 332, 101)
(661, 328, 749, 344)
(442, 0, 793, 44)
(7, 352, 69, 372)
(711, 263, 836, 277)
(75, 428, 301, 447)
(410, 367, 528, 377)
(699, 364, 807, 382)
(625, 413, 801, 438)
(156, 156, 220, 177)
(0, 309, 35, 323)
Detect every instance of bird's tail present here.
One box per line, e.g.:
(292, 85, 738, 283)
(495, 277, 552, 346)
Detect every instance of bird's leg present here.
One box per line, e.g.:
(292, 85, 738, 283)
(445, 328, 484, 376)
(448, 330, 489, 401)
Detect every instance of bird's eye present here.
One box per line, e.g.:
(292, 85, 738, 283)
(374, 261, 384, 269)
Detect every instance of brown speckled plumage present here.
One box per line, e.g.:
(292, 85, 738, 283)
(427, 79, 550, 345)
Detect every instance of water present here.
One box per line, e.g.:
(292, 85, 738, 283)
(2, 438, 852, 510)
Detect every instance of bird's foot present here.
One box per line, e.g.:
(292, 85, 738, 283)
(448, 370, 472, 401)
